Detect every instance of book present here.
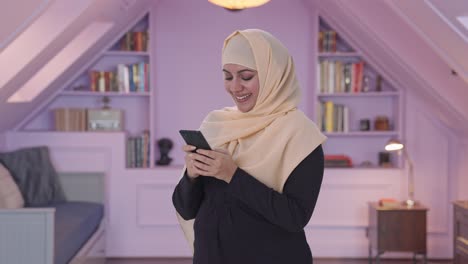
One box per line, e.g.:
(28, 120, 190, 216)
(324, 154, 352, 167)
(53, 108, 87, 131)
(378, 198, 401, 208)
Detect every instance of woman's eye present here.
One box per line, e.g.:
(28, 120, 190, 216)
(224, 76, 233, 81)
(242, 76, 253, 81)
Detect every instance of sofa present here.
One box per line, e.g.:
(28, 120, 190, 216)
(0, 146, 105, 264)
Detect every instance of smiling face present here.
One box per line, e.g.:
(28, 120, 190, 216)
(223, 63, 260, 113)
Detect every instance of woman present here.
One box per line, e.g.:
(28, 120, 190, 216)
(172, 29, 326, 264)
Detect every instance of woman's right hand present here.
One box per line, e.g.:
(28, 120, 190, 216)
(183, 145, 199, 179)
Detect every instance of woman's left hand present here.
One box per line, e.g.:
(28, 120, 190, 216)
(190, 148, 238, 183)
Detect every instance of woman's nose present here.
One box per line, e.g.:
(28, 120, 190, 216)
(230, 78, 243, 92)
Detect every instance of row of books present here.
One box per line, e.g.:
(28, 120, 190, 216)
(378, 198, 401, 208)
(89, 62, 149, 93)
(325, 154, 353, 168)
(318, 30, 337, 52)
(317, 101, 349, 133)
(126, 130, 150, 168)
(118, 31, 149, 52)
(317, 60, 365, 94)
(53, 108, 87, 131)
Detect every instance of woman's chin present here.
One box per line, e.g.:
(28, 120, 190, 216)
(237, 105, 253, 113)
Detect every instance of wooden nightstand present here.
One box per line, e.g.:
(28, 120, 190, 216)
(367, 202, 428, 264)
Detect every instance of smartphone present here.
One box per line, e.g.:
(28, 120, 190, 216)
(179, 130, 212, 152)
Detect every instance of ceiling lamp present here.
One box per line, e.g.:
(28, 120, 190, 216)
(208, 0, 270, 10)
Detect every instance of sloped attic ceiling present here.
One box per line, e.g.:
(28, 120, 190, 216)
(313, 0, 468, 135)
(387, 0, 468, 84)
(0, 0, 52, 51)
(0, 0, 467, 135)
(0, 0, 152, 132)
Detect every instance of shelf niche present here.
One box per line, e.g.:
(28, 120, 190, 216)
(21, 13, 153, 169)
(315, 17, 402, 169)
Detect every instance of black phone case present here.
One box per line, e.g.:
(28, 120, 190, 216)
(179, 130, 212, 151)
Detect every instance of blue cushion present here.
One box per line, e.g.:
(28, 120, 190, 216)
(52, 201, 104, 264)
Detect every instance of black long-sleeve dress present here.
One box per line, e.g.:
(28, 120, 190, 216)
(172, 145, 324, 264)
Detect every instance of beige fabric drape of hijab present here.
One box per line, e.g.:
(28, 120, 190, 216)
(176, 29, 326, 252)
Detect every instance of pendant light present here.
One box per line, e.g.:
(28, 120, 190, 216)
(208, 0, 270, 11)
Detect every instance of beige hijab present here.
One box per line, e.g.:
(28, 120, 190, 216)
(176, 29, 326, 252)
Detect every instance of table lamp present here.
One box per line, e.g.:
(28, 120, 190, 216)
(385, 139, 415, 207)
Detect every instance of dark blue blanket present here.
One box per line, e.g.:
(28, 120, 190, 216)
(52, 201, 104, 264)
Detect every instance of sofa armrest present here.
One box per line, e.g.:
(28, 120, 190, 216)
(0, 208, 55, 264)
(0, 207, 55, 214)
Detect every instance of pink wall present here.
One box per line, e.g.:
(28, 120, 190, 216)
(152, 0, 314, 164)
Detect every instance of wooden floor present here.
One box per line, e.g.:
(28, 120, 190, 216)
(106, 258, 453, 264)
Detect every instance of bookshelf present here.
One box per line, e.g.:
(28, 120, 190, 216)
(59, 91, 150, 97)
(20, 13, 153, 169)
(315, 17, 402, 168)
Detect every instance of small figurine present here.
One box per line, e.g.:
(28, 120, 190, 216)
(359, 118, 370, 131)
(156, 138, 173, 166)
(362, 75, 370, 92)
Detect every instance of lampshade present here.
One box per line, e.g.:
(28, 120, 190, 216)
(385, 138, 404, 151)
(208, 0, 270, 10)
